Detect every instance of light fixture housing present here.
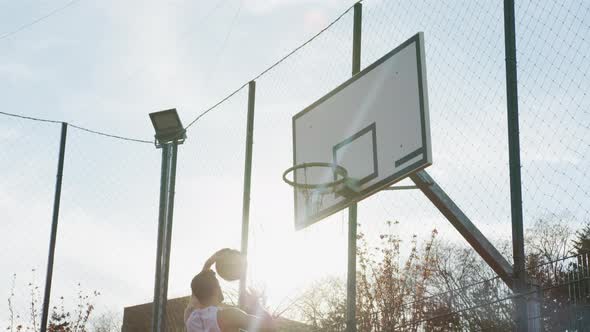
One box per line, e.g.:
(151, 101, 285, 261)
(149, 108, 186, 147)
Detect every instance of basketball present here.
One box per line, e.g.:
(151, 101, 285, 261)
(215, 249, 246, 281)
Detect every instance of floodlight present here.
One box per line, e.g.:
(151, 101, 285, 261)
(149, 108, 185, 331)
(149, 108, 186, 146)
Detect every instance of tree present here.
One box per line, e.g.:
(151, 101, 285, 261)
(525, 216, 573, 268)
(572, 222, 590, 254)
(90, 311, 122, 332)
(354, 222, 440, 331)
(292, 277, 346, 331)
(292, 217, 589, 331)
(424, 240, 513, 331)
(524, 216, 590, 331)
(6, 272, 100, 332)
(293, 221, 443, 331)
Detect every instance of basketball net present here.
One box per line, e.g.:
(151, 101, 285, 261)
(300, 166, 335, 217)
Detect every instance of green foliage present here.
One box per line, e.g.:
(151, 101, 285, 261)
(572, 222, 590, 254)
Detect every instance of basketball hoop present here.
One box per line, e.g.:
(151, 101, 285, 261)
(283, 162, 347, 216)
(282, 162, 348, 190)
(283, 162, 361, 217)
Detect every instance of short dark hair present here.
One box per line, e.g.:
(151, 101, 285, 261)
(191, 270, 221, 302)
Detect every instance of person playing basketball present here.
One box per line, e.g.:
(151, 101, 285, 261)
(185, 249, 276, 332)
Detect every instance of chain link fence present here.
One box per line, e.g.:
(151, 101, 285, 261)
(2, 117, 58, 329)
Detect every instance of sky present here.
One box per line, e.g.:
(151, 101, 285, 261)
(1, 0, 589, 327)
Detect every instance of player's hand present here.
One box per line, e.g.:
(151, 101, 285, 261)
(240, 288, 263, 314)
(213, 248, 233, 261)
(202, 248, 234, 271)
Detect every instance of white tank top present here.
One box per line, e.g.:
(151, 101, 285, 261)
(186, 306, 222, 332)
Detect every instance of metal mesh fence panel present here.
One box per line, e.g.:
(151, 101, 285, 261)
(168, 88, 248, 303)
(515, 0, 590, 242)
(0, 117, 59, 329)
(49, 128, 158, 328)
(247, 8, 354, 314)
(361, 0, 512, 257)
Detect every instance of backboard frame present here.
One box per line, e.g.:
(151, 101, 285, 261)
(291, 32, 432, 230)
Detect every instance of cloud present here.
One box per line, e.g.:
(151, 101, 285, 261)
(89, 2, 204, 102)
(0, 63, 34, 81)
(243, 0, 303, 14)
(0, 125, 20, 140)
(243, 0, 344, 15)
(302, 8, 329, 34)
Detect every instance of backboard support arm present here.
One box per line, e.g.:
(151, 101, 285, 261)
(410, 170, 514, 287)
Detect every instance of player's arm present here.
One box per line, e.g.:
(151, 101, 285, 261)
(240, 290, 273, 321)
(201, 248, 232, 271)
(217, 307, 276, 332)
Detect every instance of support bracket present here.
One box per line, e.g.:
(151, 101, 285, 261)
(410, 170, 514, 288)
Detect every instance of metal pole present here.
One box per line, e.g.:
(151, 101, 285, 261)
(40, 122, 68, 332)
(503, 0, 528, 330)
(383, 185, 418, 191)
(346, 3, 361, 332)
(239, 80, 256, 308)
(158, 141, 179, 332)
(410, 170, 514, 285)
(152, 144, 170, 332)
(346, 203, 358, 332)
(352, 3, 362, 76)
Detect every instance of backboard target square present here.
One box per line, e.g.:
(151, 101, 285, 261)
(332, 122, 378, 185)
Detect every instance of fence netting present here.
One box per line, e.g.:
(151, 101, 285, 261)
(169, 87, 248, 304)
(516, 0, 590, 241)
(1, 117, 58, 329)
(50, 128, 158, 329)
(248, 7, 354, 314)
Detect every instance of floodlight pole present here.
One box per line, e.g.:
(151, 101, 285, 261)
(40, 122, 68, 332)
(239, 80, 256, 308)
(503, 1, 531, 331)
(346, 3, 362, 332)
(151, 144, 168, 332)
(152, 140, 180, 332)
(160, 142, 178, 330)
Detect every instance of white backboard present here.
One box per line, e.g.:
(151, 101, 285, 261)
(291, 32, 432, 230)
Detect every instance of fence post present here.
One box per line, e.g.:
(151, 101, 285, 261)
(346, 3, 362, 332)
(239, 80, 256, 307)
(503, 0, 531, 331)
(40, 122, 68, 332)
(346, 203, 358, 332)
